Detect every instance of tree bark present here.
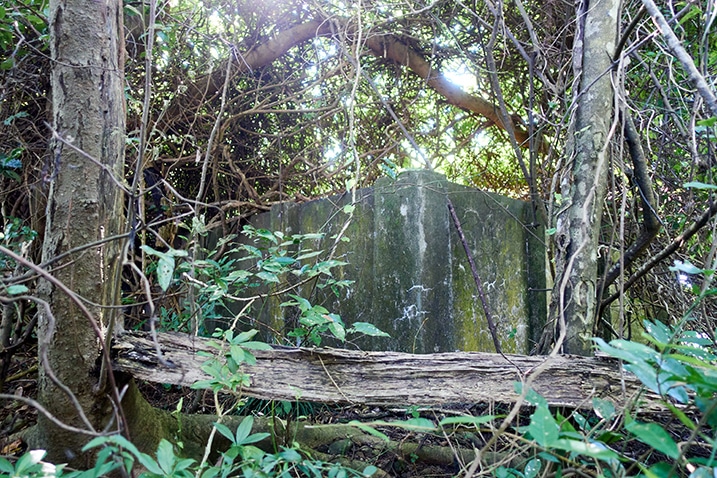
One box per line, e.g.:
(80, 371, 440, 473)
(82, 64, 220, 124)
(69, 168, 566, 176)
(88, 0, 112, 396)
(541, 0, 619, 355)
(112, 331, 665, 413)
(34, 0, 126, 465)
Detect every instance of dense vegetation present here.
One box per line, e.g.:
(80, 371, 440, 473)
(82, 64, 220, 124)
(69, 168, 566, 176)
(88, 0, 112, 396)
(0, 0, 716, 476)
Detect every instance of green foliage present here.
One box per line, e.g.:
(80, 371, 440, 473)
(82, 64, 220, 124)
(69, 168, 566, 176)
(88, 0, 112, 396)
(0, 147, 22, 180)
(5, 419, 377, 478)
(0, 216, 37, 272)
(142, 224, 387, 346)
(500, 316, 717, 478)
(191, 328, 272, 392)
(142, 245, 189, 292)
(283, 294, 389, 346)
(0, 449, 67, 477)
(237, 397, 324, 419)
(0, 0, 48, 67)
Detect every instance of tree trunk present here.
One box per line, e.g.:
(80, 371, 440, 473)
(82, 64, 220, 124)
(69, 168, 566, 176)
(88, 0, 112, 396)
(34, 0, 126, 465)
(541, 0, 619, 355)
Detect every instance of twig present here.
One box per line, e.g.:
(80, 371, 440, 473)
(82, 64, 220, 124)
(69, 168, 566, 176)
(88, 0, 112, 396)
(4, 364, 38, 383)
(316, 354, 354, 405)
(0, 247, 128, 436)
(0, 393, 110, 437)
(600, 197, 717, 310)
(641, 0, 717, 117)
(446, 199, 502, 354)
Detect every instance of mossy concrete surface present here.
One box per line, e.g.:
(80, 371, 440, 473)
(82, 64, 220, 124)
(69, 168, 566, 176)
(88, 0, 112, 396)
(249, 170, 546, 354)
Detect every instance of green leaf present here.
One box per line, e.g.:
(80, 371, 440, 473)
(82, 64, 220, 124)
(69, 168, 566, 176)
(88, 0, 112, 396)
(301, 233, 324, 240)
(234, 415, 253, 444)
(514, 383, 549, 408)
(229, 345, 245, 365)
(191, 379, 213, 390)
(156, 255, 175, 291)
(2, 111, 28, 126)
(255, 271, 279, 283)
(239, 431, 270, 445)
(670, 260, 703, 275)
(622, 361, 660, 394)
(349, 420, 389, 441)
(388, 417, 436, 432)
(5, 284, 29, 295)
(439, 415, 496, 427)
(643, 319, 672, 346)
(173, 457, 195, 473)
(592, 338, 658, 366)
(279, 448, 302, 462)
(596, 430, 624, 444)
(225, 269, 251, 282)
(288, 294, 312, 312)
(573, 412, 588, 431)
(328, 319, 346, 341)
(141, 245, 179, 291)
(156, 439, 177, 473)
(254, 228, 278, 244)
(273, 256, 296, 266)
(0, 457, 14, 474)
(362, 465, 378, 477)
(523, 458, 542, 478)
(213, 422, 235, 443)
(295, 250, 324, 260)
(684, 181, 717, 190)
(625, 420, 680, 459)
(528, 405, 559, 447)
(14, 450, 44, 475)
(350, 322, 390, 337)
(241, 341, 273, 351)
(664, 402, 696, 431)
(84, 434, 139, 456)
(551, 438, 619, 460)
(233, 329, 258, 343)
(592, 397, 615, 420)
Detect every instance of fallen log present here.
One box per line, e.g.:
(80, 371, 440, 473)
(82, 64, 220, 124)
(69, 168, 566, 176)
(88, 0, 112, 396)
(112, 331, 662, 411)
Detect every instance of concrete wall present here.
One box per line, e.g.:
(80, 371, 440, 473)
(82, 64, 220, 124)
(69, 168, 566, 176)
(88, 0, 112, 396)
(248, 170, 546, 354)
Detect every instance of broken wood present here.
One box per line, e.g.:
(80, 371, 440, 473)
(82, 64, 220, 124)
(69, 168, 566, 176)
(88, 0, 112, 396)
(112, 331, 662, 411)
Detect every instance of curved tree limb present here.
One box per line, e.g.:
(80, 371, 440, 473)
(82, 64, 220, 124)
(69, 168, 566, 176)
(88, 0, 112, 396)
(168, 18, 529, 144)
(363, 33, 529, 144)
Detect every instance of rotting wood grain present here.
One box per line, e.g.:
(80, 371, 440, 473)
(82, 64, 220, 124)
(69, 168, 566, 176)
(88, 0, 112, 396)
(112, 331, 662, 411)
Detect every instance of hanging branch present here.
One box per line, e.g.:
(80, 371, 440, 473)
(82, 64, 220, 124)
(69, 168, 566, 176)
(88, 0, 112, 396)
(597, 110, 661, 305)
(446, 199, 502, 354)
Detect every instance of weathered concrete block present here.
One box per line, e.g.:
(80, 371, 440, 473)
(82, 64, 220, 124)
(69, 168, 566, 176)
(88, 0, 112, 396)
(248, 170, 545, 353)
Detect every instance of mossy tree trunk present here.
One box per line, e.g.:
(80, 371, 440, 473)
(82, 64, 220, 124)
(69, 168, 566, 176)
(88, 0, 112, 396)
(541, 0, 620, 355)
(33, 0, 127, 465)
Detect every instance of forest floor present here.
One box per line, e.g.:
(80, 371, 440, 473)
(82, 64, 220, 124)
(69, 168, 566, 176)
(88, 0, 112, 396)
(0, 341, 699, 477)
(0, 346, 485, 477)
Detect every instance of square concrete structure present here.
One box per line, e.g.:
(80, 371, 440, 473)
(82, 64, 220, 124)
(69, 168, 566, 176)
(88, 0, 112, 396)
(248, 170, 546, 354)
